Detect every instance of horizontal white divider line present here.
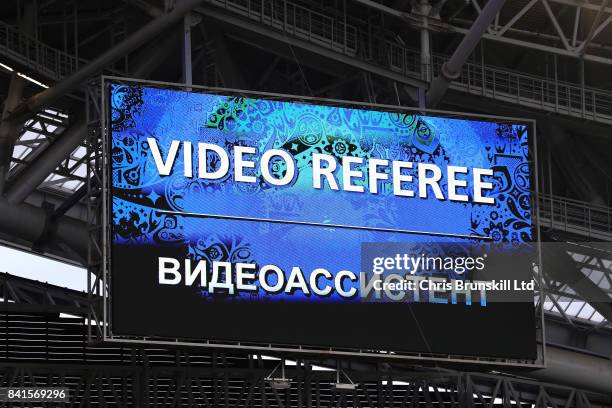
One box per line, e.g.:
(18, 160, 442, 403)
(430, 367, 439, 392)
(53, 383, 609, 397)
(156, 209, 492, 240)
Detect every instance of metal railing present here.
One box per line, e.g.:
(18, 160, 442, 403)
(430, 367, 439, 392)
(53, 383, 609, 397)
(208, 0, 612, 124)
(434, 56, 612, 123)
(208, 0, 359, 54)
(538, 193, 612, 240)
(0, 20, 86, 82)
(3, 0, 610, 123)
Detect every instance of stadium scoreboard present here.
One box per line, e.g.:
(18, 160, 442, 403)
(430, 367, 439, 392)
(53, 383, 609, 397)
(103, 77, 541, 364)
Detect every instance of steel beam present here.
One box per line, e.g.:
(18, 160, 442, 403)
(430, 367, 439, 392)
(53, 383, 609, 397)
(4, 116, 86, 205)
(0, 10, 190, 254)
(350, 0, 449, 31)
(545, 314, 612, 358)
(2, 26, 183, 206)
(256, 56, 280, 89)
(204, 22, 249, 89)
(541, 0, 572, 51)
(450, 23, 612, 65)
(426, 0, 506, 107)
(1, 0, 204, 130)
(131, 29, 183, 79)
(579, 0, 610, 55)
(0, 272, 89, 314)
(356, 0, 612, 65)
(182, 8, 194, 85)
(0, 74, 26, 195)
(122, 0, 163, 17)
(419, 0, 432, 107)
(544, 121, 606, 205)
(542, 239, 612, 323)
(52, 184, 88, 219)
(193, 4, 427, 90)
(224, 32, 348, 79)
(527, 346, 612, 395)
(0, 0, 36, 195)
(0, 198, 88, 261)
(0, 0, 203, 203)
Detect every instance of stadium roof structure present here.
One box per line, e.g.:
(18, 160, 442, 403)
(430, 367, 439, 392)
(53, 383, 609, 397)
(0, 0, 611, 403)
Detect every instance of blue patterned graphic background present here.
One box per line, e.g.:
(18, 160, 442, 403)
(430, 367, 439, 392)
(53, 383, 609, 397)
(110, 83, 533, 303)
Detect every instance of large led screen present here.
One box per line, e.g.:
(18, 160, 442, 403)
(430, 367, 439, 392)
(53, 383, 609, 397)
(106, 79, 538, 361)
